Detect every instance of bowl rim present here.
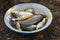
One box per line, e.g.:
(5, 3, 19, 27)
(4, 3, 53, 34)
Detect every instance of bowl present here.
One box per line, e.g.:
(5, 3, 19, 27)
(4, 3, 53, 34)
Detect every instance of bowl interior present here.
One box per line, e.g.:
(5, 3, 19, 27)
(4, 3, 53, 33)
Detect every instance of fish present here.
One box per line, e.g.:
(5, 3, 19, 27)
(8, 8, 19, 18)
(21, 25, 37, 31)
(19, 11, 33, 16)
(15, 21, 21, 31)
(20, 15, 42, 26)
(24, 8, 34, 13)
(11, 12, 34, 21)
(16, 11, 34, 21)
(36, 18, 46, 29)
(8, 8, 34, 19)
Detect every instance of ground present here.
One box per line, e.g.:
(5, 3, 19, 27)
(0, 0, 60, 40)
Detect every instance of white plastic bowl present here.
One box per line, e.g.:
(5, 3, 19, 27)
(4, 3, 53, 34)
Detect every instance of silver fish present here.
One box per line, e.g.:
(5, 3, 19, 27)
(36, 18, 46, 29)
(17, 11, 34, 21)
(20, 15, 42, 26)
(22, 25, 37, 31)
(11, 11, 34, 21)
(25, 8, 34, 13)
(15, 21, 21, 31)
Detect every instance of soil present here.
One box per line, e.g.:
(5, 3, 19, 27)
(0, 0, 60, 40)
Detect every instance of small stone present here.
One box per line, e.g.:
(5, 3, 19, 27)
(40, 35, 44, 38)
(6, 37, 11, 40)
(52, 36, 56, 39)
(56, 26, 58, 29)
(0, 29, 3, 31)
(1, 16, 3, 18)
(50, 1, 52, 3)
(51, 10, 54, 12)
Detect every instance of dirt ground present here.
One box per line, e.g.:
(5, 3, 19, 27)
(0, 0, 60, 40)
